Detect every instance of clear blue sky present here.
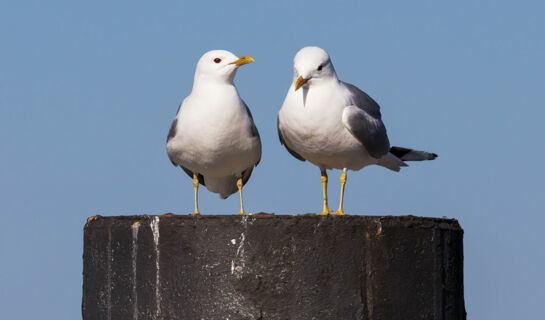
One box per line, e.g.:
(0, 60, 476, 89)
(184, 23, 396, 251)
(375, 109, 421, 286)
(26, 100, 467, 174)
(1, 1, 543, 319)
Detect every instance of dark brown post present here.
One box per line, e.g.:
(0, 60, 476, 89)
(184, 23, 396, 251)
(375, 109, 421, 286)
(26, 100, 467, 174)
(83, 215, 465, 320)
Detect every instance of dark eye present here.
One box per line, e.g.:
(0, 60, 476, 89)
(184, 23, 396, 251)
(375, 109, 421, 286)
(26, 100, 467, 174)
(214, 58, 222, 64)
(317, 64, 323, 71)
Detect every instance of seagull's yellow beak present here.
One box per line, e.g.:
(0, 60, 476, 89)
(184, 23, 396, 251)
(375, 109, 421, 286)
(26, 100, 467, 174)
(229, 56, 255, 67)
(294, 76, 308, 91)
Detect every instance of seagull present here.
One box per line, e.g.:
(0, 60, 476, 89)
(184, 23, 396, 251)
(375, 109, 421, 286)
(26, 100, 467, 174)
(277, 46, 437, 215)
(166, 50, 261, 215)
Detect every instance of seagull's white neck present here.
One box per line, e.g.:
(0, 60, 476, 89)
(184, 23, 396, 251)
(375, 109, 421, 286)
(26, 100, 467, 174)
(192, 73, 237, 95)
(193, 67, 237, 85)
(191, 77, 240, 101)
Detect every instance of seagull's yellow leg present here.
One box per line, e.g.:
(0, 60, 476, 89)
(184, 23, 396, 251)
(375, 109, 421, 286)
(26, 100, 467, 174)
(237, 177, 246, 215)
(320, 169, 332, 215)
(192, 174, 200, 215)
(333, 168, 347, 216)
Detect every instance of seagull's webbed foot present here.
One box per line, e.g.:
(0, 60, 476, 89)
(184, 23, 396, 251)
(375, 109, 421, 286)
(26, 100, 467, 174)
(333, 168, 347, 216)
(319, 208, 332, 215)
(237, 177, 246, 216)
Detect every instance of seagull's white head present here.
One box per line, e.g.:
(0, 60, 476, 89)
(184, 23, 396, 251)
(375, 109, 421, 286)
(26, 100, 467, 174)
(194, 50, 254, 85)
(293, 46, 337, 91)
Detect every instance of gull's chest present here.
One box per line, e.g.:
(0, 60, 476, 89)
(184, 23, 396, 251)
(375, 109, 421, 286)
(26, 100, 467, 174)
(180, 98, 247, 145)
(279, 86, 367, 169)
(170, 98, 257, 173)
(284, 88, 348, 141)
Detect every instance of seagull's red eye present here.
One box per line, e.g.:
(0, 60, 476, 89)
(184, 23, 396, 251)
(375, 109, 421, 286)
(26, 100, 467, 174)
(214, 58, 222, 64)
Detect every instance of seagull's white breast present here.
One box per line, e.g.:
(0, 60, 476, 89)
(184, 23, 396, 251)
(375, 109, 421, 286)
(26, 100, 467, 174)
(278, 81, 375, 170)
(167, 85, 260, 177)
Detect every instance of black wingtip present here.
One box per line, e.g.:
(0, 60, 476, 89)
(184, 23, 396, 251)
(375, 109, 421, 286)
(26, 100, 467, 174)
(389, 146, 411, 159)
(390, 146, 437, 161)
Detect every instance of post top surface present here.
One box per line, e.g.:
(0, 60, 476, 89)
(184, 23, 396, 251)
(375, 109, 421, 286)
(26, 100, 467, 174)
(85, 213, 462, 231)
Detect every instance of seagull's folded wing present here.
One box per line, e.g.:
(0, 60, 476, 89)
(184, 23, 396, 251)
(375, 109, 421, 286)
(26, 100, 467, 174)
(341, 82, 391, 159)
(341, 105, 390, 159)
(242, 101, 262, 166)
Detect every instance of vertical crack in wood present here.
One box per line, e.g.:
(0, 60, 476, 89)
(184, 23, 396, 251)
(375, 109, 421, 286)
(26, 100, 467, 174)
(363, 223, 375, 319)
(432, 226, 443, 320)
(106, 221, 112, 320)
(442, 228, 451, 320)
(150, 217, 161, 319)
(131, 222, 139, 320)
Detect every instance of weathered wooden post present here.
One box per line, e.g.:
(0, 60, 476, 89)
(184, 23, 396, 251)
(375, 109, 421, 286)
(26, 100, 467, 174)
(83, 215, 465, 319)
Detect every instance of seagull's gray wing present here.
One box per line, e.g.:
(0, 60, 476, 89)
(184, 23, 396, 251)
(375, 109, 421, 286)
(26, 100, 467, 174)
(243, 101, 262, 166)
(341, 82, 390, 159)
(166, 101, 206, 185)
(166, 102, 182, 165)
(166, 117, 178, 145)
(277, 116, 306, 161)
